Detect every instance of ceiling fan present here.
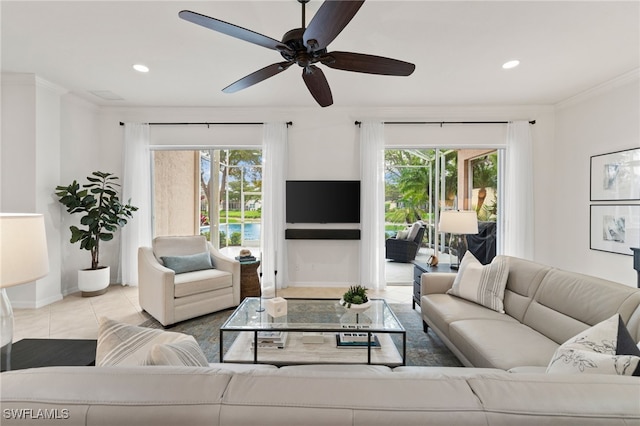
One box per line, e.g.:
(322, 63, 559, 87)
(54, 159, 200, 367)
(179, 0, 415, 107)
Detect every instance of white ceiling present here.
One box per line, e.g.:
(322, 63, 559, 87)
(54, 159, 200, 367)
(2, 1, 639, 108)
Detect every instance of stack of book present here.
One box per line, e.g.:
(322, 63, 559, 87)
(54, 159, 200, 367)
(336, 325, 380, 348)
(235, 254, 257, 262)
(250, 331, 288, 349)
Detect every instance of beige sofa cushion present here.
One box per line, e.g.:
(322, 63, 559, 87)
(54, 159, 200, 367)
(449, 319, 559, 370)
(153, 235, 209, 258)
(422, 293, 516, 337)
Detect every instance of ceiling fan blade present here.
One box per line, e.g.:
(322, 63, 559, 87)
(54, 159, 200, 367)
(179, 10, 291, 53)
(321, 51, 415, 76)
(302, 65, 333, 107)
(303, 0, 365, 52)
(223, 62, 293, 93)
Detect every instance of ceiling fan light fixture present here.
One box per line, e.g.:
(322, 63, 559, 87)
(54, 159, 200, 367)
(133, 64, 150, 73)
(502, 60, 520, 70)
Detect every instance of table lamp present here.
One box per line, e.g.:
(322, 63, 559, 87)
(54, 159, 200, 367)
(439, 210, 478, 270)
(0, 213, 50, 370)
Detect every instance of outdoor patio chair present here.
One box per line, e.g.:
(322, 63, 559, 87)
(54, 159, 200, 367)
(385, 222, 426, 263)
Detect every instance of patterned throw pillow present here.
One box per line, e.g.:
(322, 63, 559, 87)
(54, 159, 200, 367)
(446, 252, 509, 313)
(546, 314, 640, 376)
(96, 318, 208, 367)
(146, 339, 209, 367)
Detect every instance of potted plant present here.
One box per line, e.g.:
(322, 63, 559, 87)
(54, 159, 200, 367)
(339, 284, 372, 313)
(56, 171, 138, 296)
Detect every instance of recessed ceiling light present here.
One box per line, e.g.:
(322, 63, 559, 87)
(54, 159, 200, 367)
(502, 60, 520, 70)
(133, 64, 149, 73)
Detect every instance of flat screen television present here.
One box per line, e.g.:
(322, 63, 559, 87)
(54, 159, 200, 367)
(286, 180, 360, 224)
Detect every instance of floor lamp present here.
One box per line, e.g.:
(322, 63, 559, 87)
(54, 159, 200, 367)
(0, 213, 50, 371)
(439, 210, 479, 270)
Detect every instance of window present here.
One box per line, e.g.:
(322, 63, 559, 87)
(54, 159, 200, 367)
(152, 148, 262, 257)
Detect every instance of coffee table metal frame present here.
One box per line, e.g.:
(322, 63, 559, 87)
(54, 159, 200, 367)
(220, 298, 406, 366)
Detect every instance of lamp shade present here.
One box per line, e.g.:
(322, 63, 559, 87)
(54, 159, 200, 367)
(0, 213, 50, 288)
(439, 210, 479, 234)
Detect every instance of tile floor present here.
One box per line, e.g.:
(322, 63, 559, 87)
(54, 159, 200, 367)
(12, 284, 413, 342)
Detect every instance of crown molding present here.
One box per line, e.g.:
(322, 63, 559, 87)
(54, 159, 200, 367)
(555, 68, 640, 109)
(1, 73, 67, 95)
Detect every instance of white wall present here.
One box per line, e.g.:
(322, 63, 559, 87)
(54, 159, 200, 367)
(552, 72, 640, 287)
(4, 71, 638, 304)
(1, 74, 64, 307)
(58, 94, 105, 295)
(98, 104, 553, 287)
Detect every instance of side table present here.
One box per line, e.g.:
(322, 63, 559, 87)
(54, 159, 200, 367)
(1, 338, 97, 372)
(412, 261, 456, 308)
(240, 260, 261, 301)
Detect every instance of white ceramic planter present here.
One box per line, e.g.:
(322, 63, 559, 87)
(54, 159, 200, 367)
(339, 299, 372, 313)
(77, 266, 110, 297)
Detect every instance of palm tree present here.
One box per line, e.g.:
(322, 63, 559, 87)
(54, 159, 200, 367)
(472, 153, 497, 214)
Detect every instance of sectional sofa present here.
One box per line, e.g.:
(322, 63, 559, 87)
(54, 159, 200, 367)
(1, 363, 638, 425)
(1, 256, 639, 425)
(420, 255, 640, 371)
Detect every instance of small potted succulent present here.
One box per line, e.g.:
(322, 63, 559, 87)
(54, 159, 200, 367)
(339, 285, 372, 312)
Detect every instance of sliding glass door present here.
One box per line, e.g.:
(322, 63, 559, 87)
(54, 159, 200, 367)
(384, 148, 501, 284)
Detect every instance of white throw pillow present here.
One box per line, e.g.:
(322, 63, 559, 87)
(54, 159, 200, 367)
(396, 230, 410, 240)
(96, 318, 208, 367)
(446, 252, 509, 313)
(406, 222, 422, 241)
(546, 314, 640, 376)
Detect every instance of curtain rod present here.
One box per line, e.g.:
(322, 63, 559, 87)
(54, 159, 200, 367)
(354, 120, 535, 127)
(119, 121, 293, 127)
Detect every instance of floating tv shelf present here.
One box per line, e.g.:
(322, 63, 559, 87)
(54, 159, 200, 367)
(285, 229, 361, 240)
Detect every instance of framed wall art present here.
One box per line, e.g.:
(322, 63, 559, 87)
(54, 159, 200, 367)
(590, 205, 640, 255)
(590, 148, 640, 201)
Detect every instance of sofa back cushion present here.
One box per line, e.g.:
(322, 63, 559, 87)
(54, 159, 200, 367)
(523, 269, 640, 345)
(501, 256, 551, 322)
(153, 236, 209, 261)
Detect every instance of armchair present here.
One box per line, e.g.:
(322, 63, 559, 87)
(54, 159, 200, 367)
(385, 222, 426, 263)
(138, 236, 240, 326)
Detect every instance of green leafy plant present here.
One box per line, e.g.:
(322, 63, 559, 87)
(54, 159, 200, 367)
(342, 285, 369, 307)
(55, 171, 138, 270)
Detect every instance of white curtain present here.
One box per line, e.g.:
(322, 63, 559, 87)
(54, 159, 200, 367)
(261, 122, 288, 294)
(359, 122, 386, 290)
(120, 123, 152, 286)
(503, 121, 534, 259)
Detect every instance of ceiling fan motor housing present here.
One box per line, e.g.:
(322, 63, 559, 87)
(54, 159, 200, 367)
(280, 28, 326, 67)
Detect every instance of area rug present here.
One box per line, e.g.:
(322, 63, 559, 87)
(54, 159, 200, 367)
(139, 303, 463, 367)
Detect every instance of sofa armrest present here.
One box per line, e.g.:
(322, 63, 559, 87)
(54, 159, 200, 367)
(138, 247, 176, 325)
(208, 245, 241, 305)
(421, 272, 457, 296)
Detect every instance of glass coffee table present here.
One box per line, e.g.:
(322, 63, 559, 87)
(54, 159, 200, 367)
(220, 298, 406, 366)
